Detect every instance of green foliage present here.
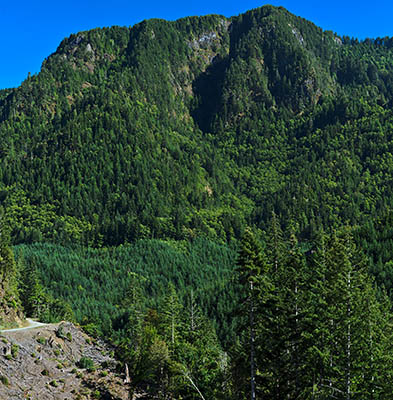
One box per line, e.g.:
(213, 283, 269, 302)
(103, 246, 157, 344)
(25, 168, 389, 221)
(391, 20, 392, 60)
(77, 356, 95, 371)
(2, 7, 393, 274)
(56, 326, 67, 340)
(36, 337, 46, 345)
(117, 285, 230, 399)
(92, 390, 101, 399)
(0, 224, 22, 316)
(14, 239, 237, 344)
(1, 5, 392, 250)
(3, 4, 393, 398)
(18, 260, 73, 322)
(232, 226, 393, 399)
(10, 344, 19, 358)
(1, 8, 393, 297)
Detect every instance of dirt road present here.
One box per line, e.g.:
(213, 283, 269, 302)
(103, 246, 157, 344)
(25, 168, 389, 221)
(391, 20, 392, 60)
(0, 318, 48, 332)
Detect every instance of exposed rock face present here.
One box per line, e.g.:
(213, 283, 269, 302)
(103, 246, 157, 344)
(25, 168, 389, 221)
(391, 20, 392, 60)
(0, 322, 129, 399)
(0, 305, 23, 330)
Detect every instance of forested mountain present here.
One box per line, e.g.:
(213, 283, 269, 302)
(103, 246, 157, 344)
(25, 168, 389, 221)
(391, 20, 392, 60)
(4, 4, 393, 398)
(2, 5, 393, 252)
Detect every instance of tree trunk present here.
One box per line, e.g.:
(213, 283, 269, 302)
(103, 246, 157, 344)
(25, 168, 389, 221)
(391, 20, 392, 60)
(250, 281, 256, 400)
(346, 269, 351, 400)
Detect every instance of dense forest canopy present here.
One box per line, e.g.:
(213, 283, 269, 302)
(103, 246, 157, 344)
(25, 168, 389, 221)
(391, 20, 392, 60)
(3, 4, 393, 398)
(1, 5, 393, 251)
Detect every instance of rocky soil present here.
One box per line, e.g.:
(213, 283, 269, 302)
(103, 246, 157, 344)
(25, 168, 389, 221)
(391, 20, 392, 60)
(0, 321, 129, 399)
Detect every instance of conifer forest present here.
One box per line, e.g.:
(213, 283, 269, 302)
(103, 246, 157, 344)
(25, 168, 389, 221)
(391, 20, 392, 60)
(3, 5, 393, 398)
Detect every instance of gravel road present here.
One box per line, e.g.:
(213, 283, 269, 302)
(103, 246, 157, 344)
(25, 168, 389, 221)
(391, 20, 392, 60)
(0, 318, 48, 332)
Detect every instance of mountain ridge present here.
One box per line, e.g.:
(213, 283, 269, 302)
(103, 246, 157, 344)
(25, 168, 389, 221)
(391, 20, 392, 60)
(4, 5, 393, 398)
(1, 5, 393, 257)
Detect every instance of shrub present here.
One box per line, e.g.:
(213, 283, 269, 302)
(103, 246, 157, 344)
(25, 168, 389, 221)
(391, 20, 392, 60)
(77, 356, 94, 370)
(55, 326, 65, 339)
(37, 337, 46, 345)
(11, 344, 19, 357)
(0, 375, 9, 385)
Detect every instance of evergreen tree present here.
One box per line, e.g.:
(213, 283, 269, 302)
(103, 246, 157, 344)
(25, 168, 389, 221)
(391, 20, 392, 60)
(234, 228, 271, 399)
(159, 283, 183, 348)
(304, 229, 393, 399)
(20, 262, 50, 319)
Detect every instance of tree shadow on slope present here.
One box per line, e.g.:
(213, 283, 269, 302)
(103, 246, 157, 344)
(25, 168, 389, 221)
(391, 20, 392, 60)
(191, 56, 228, 133)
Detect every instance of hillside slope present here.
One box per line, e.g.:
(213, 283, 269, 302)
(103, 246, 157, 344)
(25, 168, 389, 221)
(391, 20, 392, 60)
(0, 230, 23, 329)
(1, 5, 393, 254)
(0, 321, 128, 399)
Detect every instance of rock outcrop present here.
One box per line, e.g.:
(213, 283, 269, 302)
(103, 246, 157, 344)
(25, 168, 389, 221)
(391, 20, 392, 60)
(0, 321, 129, 399)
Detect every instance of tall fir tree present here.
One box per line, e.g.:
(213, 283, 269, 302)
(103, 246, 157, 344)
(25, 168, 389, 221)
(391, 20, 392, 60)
(234, 228, 271, 399)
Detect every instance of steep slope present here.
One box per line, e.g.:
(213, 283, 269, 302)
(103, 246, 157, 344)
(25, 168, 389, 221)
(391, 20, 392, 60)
(0, 232, 23, 329)
(1, 5, 393, 252)
(0, 15, 232, 245)
(0, 321, 128, 399)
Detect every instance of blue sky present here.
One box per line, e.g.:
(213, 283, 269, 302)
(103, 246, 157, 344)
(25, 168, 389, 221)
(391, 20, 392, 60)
(1, 1, 393, 89)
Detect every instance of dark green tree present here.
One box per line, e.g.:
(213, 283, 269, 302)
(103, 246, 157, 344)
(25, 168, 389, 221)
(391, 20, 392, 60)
(234, 228, 271, 399)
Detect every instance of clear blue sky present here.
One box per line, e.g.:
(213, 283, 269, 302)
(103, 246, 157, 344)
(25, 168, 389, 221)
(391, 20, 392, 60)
(1, 0, 393, 90)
